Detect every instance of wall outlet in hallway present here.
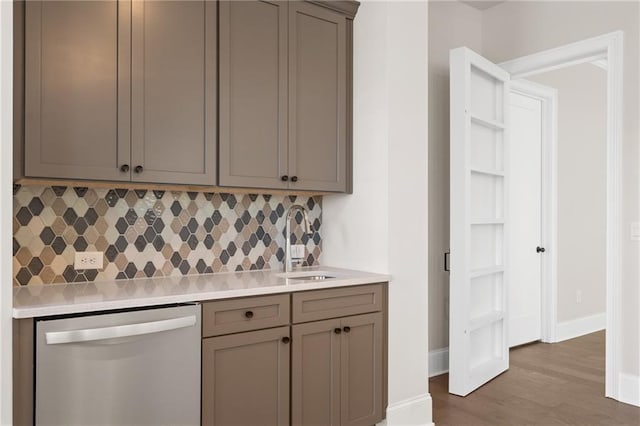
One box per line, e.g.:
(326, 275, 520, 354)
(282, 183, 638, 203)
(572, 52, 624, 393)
(576, 290, 583, 304)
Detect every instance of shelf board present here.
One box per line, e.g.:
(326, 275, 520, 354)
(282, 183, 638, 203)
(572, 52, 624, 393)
(470, 167, 504, 177)
(471, 219, 505, 225)
(470, 266, 504, 278)
(470, 114, 506, 130)
(469, 311, 504, 332)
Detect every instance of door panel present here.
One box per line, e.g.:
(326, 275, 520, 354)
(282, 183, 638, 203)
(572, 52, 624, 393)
(131, 0, 216, 185)
(292, 318, 341, 426)
(202, 326, 290, 426)
(509, 90, 543, 347)
(449, 47, 510, 396)
(24, 0, 130, 181)
(340, 313, 383, 426)
(288, 2, 347, 191)
(218, 0, 288, 189)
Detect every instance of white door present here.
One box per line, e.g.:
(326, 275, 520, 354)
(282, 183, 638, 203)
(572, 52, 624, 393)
(508, 89, 543, 348)
(449, 47, 510, 396)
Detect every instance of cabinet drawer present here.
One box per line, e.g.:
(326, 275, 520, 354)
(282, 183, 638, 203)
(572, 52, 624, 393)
(203, 294, 290, 337)
(292, 284, 383, 323)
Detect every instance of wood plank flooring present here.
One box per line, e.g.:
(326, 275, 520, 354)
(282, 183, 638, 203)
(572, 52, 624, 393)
(430, 332, 640, 425)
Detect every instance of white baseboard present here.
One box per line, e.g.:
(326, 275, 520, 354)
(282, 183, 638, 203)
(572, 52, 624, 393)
(618, 373, 640, 407)
(554, 312, 606, 343)
(429, 347, 449, 377)
(377, 393, 433, 426)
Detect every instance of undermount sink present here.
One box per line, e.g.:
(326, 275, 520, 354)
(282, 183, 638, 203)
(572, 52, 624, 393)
(289, 275, 335, 281)
(277, 271, 336, 281)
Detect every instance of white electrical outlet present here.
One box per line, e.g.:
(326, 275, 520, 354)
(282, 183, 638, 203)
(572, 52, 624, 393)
(576, 290, 582, 304)
(291, 244, 305, 259)
(74, 251, 104, 270)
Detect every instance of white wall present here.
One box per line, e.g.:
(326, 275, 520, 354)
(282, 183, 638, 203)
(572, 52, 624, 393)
(0, 1, 13, 423)
(482, 0, 640, 380)
(322, 0, 431, 424)
(530, 64, 607, 324)
(427, 0, 483, 353)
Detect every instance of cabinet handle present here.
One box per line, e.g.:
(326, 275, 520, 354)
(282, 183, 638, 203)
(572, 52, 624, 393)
(291, 176, 298, 182)
(334, 328, 342, 334)
(244, 310, 254, 319)
(343, 326, 351, 333)
(120, 164, 130, 173)
(134, 165, 144, 173)
(281, 175, 289, 182)
(281, 336, 290, 344)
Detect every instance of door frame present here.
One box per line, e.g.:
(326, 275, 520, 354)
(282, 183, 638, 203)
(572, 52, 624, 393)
(509, 79, 558, 345)
(499, 31, 623, 401)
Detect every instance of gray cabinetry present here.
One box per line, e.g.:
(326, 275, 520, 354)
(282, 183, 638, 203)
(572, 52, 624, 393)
(202, 326, 290, 426)
(130, 0, 216, 185)
(24, 0, 130, 181)
(24, 0, 216, 186)
(219, 0, 352, 192)
(291, 284, 386, 425)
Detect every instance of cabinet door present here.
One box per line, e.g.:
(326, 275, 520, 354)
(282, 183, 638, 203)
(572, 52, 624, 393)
(288, 2, 347, 192)
(340, 313, 384, 426)
(292, 318, 341, 426)
(130, 0, 216, 185)
(24, 0, 131, 181)
(202, 326, 290, 426)
(218, 0, 288, 189)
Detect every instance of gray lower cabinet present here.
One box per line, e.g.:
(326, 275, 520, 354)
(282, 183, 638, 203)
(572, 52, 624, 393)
(202, 326, 290, 426)
(24, 0, 216, 186)
(292, 312, 384, 426)
(219, 0, 351, 192)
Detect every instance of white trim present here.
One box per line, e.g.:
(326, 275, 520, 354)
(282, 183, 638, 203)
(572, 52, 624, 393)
(428, 347, 449, 377)
(618, 373, 640, 407)
(0, 1, 13, 424)
(591, 59, 608, 71)
(509, 79, 558, 345)
(554, 313, 606, 343)
(378, 394, 433, 426)
(500, 30, 624, 402)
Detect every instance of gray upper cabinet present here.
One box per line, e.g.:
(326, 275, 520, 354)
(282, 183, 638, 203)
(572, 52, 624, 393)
(219, 0, 353, 192)
(218, 0, 288, 189)
(24, 0, 216, 186)
(130, 0, 216, 185)
(24, 0, 131, 181)
(288, 1, 347, 192)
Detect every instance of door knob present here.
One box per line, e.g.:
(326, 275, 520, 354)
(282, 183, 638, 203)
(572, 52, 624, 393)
(334, 328, 342, 334)
(244, 310, 254, 319)
(536, 246, 546, 253)
(291, 176, 298, 182)
(281, 336, 290, 344)
(343, 326, 351, 333)
(281, 175, 289, 182)
(120, 164, 130, 172)
(134, 165, 144, 173)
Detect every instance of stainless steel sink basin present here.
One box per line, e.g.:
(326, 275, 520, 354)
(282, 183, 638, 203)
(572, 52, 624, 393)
(289, 275, 335, 281)
(277, 271, 336, 281)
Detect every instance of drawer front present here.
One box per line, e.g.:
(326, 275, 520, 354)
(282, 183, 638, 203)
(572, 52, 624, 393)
(203, 294, 290, 337)
(292, 284, 383, 323)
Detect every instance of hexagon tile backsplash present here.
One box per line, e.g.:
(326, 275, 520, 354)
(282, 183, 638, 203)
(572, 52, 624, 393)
(12, 185, 322, 286)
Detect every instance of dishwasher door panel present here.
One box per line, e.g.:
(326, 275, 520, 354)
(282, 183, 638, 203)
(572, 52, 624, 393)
(36, 304, 201, 426)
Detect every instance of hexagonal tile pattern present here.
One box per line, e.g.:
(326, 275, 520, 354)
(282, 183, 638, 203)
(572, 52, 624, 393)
(13, 185, 322, 286)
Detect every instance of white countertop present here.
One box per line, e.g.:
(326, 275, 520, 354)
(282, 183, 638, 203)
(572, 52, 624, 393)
(13, 266, 390, 318)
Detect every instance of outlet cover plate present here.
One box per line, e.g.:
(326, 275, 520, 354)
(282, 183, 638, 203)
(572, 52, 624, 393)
(74, 251, 104, 270)
(291, 244, 305, 259)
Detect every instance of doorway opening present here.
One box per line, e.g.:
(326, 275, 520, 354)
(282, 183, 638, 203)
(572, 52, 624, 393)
(448, 31, 624, 400)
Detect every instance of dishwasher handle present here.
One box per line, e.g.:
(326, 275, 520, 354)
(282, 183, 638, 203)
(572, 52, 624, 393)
(45, 315, 197, 345)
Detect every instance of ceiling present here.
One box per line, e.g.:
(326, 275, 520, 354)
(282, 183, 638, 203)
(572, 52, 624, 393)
(459, 1, 506, 11)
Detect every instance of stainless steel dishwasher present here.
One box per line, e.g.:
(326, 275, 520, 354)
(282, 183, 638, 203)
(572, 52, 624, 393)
(35, 304, 201, 426)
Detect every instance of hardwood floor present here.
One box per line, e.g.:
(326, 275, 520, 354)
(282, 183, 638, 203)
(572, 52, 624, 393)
(430, 332, 640, 425)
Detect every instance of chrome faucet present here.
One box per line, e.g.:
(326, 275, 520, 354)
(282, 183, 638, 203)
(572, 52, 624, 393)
(284, 205, 313, 273)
